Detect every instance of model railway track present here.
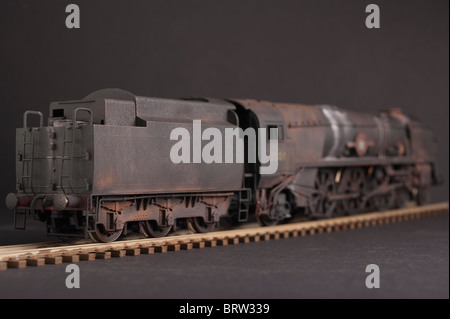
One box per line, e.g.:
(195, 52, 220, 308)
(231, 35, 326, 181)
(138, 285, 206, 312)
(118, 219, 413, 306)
(0, 202, 448, 271)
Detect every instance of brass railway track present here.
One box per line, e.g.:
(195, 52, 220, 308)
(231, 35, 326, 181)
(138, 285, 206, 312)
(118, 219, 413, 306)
(0, 202, 448, 271)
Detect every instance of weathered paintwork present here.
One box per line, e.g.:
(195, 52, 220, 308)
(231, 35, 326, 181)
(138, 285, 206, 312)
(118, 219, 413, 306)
(7, 89, 440, 241)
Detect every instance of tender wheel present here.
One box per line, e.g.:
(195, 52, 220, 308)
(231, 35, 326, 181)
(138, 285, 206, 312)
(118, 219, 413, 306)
(308, 169, 337, 218)
(140, 220, 172, 238)
(188, 217, 216, 233)
(88, 224, 123, 243)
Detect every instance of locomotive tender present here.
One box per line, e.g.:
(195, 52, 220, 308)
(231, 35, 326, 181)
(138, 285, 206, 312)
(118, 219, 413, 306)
(5, 89, 439, 242)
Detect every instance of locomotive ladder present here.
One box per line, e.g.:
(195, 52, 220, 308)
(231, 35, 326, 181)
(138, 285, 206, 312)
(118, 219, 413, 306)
(238, 172, 255, 222)
(19, 111, 44, 195)
(20, 131, 35, 192)
(59, 128, 75, 194)
(237, 188, 251, 222)
(15, 130, 37, 230)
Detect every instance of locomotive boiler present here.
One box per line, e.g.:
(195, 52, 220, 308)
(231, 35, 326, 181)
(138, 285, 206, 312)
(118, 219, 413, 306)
(5, 89, 440, 242)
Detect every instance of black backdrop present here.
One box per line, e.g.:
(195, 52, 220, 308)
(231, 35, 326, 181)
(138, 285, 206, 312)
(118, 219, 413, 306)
(0, 0, 448, 225)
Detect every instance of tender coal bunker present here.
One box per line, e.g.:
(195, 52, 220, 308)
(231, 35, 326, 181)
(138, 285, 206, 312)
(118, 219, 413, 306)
(52, 109, 65, 117)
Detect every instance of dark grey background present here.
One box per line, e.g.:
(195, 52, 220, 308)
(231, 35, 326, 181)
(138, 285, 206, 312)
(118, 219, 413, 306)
(0, 0, 448, 299)
(0, 1, 448, 223)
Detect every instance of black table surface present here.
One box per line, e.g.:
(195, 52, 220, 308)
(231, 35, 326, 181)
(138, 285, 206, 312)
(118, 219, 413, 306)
(0, 213, 448, 299)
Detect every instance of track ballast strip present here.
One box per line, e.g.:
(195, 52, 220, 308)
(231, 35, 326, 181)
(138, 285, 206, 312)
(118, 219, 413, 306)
(0, 202, 448, 270)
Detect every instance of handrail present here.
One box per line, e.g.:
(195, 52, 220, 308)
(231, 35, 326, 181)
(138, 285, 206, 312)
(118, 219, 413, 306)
(73, 107, 93, 128)
(23, 111, 43, 129)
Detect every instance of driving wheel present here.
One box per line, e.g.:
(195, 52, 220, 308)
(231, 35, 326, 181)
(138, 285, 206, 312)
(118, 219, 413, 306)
(308, 169, 337, 218)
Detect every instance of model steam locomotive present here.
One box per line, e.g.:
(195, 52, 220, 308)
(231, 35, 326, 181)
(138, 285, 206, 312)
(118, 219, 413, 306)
(5, 89, 440, 242)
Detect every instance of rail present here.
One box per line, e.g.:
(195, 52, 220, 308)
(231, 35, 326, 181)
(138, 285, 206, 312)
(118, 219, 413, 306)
(0, 202, 447, 270)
